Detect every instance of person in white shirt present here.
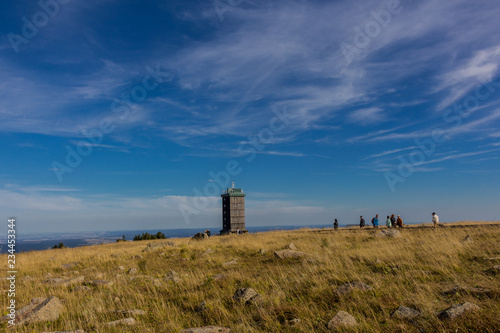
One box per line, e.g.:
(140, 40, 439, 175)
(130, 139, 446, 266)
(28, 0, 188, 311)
(432, 212, 439, 227)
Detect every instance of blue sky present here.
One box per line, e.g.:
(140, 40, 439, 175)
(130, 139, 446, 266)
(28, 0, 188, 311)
(1, 0, 500, 234)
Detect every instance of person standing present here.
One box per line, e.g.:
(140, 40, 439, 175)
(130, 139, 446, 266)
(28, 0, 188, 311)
(432, 212, 439, 227)
(334, 219, 339, 230)
(386, 216, 391, 228)
(360, 216, 366, 229)
(397, 215, 403, 228)
(373, 214, 379, 228)
(390, 214, 396, 228)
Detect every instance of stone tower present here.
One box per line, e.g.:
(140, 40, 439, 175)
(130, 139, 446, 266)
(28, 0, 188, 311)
(220, 182, 247, 235)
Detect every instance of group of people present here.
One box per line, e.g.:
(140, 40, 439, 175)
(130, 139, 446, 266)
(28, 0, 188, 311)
(359, 214, 404, 229)
(333, 212, 440, 230)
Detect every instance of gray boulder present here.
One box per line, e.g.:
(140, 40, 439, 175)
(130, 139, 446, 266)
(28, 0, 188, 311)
(45, 276, 84, 287)
(61, 262, 79, 270)
(192, 232, 209, 240)
(90, 280, 114, 288)
(274, 250, 309, 260)
(335, 281, 373, 296)
(287, 243, 297, 251)
(392, 306, 420, 319)
(164, 271, 181, 283)
(327, 311, 358, 329)
(233, 288, 262, 305)
(1, 297, 64, 325)
(438, 302, 480, 319)
(127, 268, 138, 275)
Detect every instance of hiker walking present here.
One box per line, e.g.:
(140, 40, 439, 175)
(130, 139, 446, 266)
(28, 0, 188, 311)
(386, 215, 391, 228)
(432, 212, 439, 227)
(334, 219, 339, 230)
(360, 216, 366, 229)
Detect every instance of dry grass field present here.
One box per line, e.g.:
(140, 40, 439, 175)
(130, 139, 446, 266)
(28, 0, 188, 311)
(2, 223, 500, 332)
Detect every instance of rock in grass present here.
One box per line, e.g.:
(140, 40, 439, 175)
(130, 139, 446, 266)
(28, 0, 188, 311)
(233, 288, 262, 305)
(90, 280, 114, 288)
(287, 243, 297, 251)
(192, 232, 209, 241)
(105, 317, 137, 326)
(274, 250, 310, 260)
(61, 262, 79, 270)
(375, 230, 401, 238)
(335, 281, 373, 296)
(258, 249, 267, 255)
(462, 235, 474, 243)
(164, 270, 181, 283)
(127, 267, 138, 275)
(111, 309, 146, 316)
(45, 276, 84, 287)
(71, 286, 91, 293)
(392, 306, 421, 319)
(223, 260, 238, 266)
(195, 301, 207, 313)
(1, 297, 65, 325)
(327, 311, 358, 329)
(438, 302, 480, 319)
(180, 326, 231, 333)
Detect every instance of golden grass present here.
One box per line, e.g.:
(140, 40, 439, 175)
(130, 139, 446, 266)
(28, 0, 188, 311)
(2, 223, 500, 332)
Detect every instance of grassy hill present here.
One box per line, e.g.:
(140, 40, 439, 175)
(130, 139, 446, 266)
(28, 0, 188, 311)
(2, 223, 500, 332)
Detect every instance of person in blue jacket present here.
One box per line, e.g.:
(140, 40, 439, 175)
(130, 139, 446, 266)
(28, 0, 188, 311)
(372, 214, 379, 228)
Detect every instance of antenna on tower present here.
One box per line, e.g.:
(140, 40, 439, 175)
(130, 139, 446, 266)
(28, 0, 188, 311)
(231, 181, 235, 189)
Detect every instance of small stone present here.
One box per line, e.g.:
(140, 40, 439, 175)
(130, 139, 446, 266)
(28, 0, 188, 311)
(72, 286, 91, 293)
(327, 311, 358, 329)
(335, 281, 373, 296)
(164, 271, 181, 283)
(133, 255, 143, 260)
(223, 260, 238, 266)
(258, 249, 267, 255)
(392, 306, 421, 319)
(483, 257, 500, 261)
(61, 262, 79, 270)
(90, 280, 114, 288)
(195, 301, 207, 313)
(287, 243, 297, 251)
(114, 297, 121, 303)
(274, 250, 310, 260)
(233, 288, 262, 305)
(117, 266, 126, 271)
(45, 276, 84, 287)
(45, 273, 53, 278)
(202, 248, 215, 256)
(128, 268, 138, 275)
(180, 327, 231, 333)
(438, 302, 480, 319)
(213, 273, 227, 281)
(462, 235, 474, 243)
(105, 318, 137, 326)
(111, 309, 146, 316)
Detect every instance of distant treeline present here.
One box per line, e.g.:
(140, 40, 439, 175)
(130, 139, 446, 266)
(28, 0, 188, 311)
(133, 231, 167, 241)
